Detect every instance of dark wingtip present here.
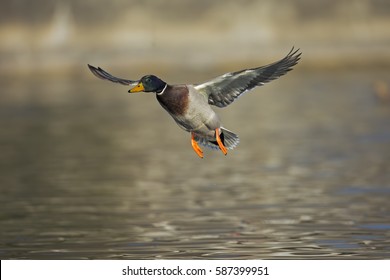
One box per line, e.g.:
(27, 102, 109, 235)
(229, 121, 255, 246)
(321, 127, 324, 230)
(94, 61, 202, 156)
(87, 64, 101, 79)
(283, 46, 302, 70)
(288, 46, 302, 60)
(87, 64, 98, 72)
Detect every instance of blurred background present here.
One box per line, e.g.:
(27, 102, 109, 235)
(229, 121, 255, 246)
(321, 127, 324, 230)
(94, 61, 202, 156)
(1, 0, 390, 259)
(2, 0, 390, 75)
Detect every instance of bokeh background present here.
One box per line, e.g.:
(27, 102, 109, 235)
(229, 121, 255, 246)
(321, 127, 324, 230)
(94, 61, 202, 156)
(1, 0, 390, 259)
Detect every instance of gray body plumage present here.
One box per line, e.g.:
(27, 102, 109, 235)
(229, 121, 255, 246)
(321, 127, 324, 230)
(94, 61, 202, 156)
(156, 84, 240, 150)
(169, 85, 220, 137)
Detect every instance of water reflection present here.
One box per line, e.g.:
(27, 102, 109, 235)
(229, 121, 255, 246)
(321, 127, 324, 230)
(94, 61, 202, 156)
(0, 70, 389, 259)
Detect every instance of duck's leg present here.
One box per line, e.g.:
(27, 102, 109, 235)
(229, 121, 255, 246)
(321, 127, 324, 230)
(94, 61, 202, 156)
(215, 128, 228, 155)
(191, 132, 204, 158)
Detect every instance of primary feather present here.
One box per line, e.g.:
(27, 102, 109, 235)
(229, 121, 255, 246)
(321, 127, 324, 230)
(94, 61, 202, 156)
(87, 64, 138, 86)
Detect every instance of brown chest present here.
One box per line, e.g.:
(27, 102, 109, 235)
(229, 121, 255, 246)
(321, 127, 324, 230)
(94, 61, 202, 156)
(156, 85, 189, 116)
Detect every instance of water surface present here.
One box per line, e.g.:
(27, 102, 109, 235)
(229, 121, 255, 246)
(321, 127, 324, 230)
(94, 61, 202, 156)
(0, 70, 389, 259)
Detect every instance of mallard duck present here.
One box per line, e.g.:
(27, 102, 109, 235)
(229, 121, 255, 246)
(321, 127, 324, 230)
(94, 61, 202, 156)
(88, 47, 301, 158)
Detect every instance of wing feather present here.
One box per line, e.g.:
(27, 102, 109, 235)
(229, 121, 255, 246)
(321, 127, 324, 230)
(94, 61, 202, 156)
(194, 47, 301, 108)
(87, 64, 138, 86)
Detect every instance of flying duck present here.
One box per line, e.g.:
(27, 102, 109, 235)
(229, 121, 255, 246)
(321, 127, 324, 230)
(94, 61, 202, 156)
(88, 47, 301, 158)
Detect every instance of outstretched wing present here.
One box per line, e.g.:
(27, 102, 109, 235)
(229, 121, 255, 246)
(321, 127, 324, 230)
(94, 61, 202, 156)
(87, 64, 138, 86)
(194, 47, 301, 108)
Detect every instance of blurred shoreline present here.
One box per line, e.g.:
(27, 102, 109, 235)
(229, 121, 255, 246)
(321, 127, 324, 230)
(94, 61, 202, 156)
(1, 0, 390, 79)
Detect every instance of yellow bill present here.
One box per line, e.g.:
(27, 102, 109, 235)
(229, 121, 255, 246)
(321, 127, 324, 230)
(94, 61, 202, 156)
(129, 82, 145, 93)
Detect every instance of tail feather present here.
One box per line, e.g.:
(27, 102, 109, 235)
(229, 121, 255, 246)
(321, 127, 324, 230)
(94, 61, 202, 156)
(194, 127, 239, 150)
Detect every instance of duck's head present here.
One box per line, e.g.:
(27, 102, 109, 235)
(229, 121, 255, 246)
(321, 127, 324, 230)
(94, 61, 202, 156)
(129, 75, 167, 94)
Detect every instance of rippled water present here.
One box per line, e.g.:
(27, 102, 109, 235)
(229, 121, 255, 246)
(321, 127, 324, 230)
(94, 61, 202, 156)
(0, 70, 389, 259)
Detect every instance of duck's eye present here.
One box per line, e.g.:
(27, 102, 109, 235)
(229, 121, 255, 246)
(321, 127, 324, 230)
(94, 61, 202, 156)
(145, 77, 151, 83)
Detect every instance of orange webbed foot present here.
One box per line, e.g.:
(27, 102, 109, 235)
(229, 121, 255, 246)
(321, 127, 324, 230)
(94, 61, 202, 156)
(191, 133, 204, 158)
(215, 128, 227, 156)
